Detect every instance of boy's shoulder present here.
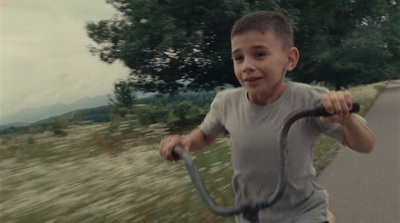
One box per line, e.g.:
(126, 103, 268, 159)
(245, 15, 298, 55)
(217, 87, 244, 95)
(289, 82, 330, 98)
(212, 83, 330, 104)
(287, 82, 330, 107)
(215, 87, 245, 99)
(290, 82, 329, 94)
(212, 87, 245, 106)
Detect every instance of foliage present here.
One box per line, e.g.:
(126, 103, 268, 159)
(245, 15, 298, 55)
(172, 101, 196, 120)
(87, 0, 399, 92)
(124, 91, 215, 129)
(109, 79, 136, 117)
(134, 100, 206, 131)
(72, 106, 111, 122)
(135, 106, 170, 126)
(289, 0, 400, 89)
(86, 0, 251, 93)
(48, 119, 69, 136)
(384, 2, 400, 76)
(0, 126, 29, 136)
(27, 136, 35, 145)
(28, 125, 44, 134)
(137, 91, 216, 107)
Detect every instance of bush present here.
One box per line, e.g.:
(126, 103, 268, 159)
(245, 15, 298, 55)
(125, 100, 209, 131)
(136, 106, 170, 126)
(172, 101, 194, 120)
(48, 119, 69, 136)
(27, 136, 35, 145)
(168, 102, 208, 131)
(29, 125, 43, 134)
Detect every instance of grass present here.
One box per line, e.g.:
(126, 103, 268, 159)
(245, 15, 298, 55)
(0, 81, 388, 223)
(0, 139, 234, 223)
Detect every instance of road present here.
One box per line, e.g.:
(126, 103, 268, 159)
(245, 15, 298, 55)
(317, 83, 400, 223)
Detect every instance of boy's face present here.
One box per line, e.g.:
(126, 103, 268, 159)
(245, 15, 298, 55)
(231, 31, 297, 100)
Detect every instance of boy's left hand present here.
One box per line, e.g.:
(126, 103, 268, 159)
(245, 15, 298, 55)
(320, 90, 354, 125)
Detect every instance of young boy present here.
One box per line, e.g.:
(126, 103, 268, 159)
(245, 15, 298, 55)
(159, 11, 374, 223)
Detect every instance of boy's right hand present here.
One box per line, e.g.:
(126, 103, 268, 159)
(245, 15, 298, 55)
(159, 135, 185, 161)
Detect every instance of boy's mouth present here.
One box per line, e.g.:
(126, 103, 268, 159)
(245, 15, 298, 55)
(244, 77, 263, 82)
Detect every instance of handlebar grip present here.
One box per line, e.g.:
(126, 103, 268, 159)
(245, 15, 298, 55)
(171, 146, 185, 161)
(315, 102, 360, 117)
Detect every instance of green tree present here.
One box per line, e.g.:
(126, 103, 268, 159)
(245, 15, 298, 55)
(87, 0, 399, 92)
(287, 0, 399, 89)
(382, 2, 400, 77)
(86, 0, 257, 93)
(109, 79, 136, 117)
(73, 106, 111, 123)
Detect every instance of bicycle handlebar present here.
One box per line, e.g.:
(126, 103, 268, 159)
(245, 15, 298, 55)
(171, 102, 360, 222)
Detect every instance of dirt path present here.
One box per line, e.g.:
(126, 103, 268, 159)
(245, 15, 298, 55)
(317, 83, 400, 223)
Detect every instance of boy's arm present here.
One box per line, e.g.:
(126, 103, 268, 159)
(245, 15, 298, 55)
(341, 114, 374, 153)
(159, 128, 216, 161)
(320, 90, 375, 153)
(182, 128, 216, 152)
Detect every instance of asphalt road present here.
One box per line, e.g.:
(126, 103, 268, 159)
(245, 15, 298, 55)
(317, 83, 400, 223)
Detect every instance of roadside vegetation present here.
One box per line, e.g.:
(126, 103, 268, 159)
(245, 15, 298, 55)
(0, 82, 388, 222)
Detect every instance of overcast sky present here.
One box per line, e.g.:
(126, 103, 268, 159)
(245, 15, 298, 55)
(1, 0, 130, 118)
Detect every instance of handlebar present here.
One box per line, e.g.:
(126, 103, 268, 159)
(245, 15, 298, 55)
(171, 102, 360, 222)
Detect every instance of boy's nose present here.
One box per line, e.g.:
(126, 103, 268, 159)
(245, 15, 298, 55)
(242, 58, 256, 73)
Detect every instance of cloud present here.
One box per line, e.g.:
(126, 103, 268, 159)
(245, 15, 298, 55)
(1, 0, 129, 118)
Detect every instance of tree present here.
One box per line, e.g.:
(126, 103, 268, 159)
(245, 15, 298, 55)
(86, 0, 275, 93)
(382, 2, 400, 77)
(287, 0, 399, 89)
(109, 79, 136, 117)
(87, 0, 399, 92)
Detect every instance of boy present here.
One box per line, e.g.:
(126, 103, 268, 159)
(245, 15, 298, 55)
(159, 11, 374, 223)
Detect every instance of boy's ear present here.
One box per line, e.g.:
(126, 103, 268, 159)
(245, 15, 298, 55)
(285, 47, 299, 71)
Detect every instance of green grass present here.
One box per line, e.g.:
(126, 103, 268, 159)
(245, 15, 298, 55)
(0, 137, 235, 223)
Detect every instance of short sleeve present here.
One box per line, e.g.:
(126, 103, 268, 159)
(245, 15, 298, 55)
(314, 118, 345, 144)
(199, 92, 227, 138)
(315, 113, 368, 145)
(306, 85, 346, 143)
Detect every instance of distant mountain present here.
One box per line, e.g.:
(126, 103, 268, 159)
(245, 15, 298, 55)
(0, 95, 109, 126)
(0, 89, 219, 131)
(0, 122, 32, 131)
(0, 89, 221, 135)
(0, 91, 159, 128)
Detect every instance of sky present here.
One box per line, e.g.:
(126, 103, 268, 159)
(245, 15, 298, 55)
(0, 0, 130, 118)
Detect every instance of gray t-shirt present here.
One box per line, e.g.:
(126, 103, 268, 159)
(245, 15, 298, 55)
(199, 82, 345, 222)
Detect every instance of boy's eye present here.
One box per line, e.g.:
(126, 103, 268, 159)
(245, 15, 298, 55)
(233, 56, 244, 62)
(255, 52, 266, 58)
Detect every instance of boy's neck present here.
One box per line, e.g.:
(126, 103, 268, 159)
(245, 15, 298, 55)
(247, 82, 289, 106)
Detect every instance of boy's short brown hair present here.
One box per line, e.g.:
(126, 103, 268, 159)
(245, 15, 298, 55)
(231, 11, 294, 49)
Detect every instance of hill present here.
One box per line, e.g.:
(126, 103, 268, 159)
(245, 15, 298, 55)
(0, 90, 217, 136)
(0, 95, 110, 126)
(0, 122, 31, 131)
